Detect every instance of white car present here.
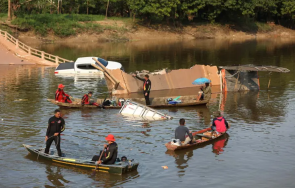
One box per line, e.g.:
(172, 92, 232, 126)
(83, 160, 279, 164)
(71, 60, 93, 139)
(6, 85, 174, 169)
(54, 57, 123, 75)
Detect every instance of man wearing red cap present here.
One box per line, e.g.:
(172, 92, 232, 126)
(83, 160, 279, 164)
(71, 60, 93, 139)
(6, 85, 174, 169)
(92, 134, 118, 164)
(55, 84, 72, 103)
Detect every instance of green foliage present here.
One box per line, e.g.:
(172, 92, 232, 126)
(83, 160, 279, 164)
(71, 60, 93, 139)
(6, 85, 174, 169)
(11, 14, 106, 36)
(1, 0, 295, 36)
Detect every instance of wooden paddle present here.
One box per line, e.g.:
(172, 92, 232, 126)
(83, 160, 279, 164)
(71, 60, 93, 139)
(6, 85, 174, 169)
(91, 150, 104, 176)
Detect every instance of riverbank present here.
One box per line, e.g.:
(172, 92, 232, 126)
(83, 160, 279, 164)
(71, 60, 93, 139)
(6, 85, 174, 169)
(1, 14, 295, 44)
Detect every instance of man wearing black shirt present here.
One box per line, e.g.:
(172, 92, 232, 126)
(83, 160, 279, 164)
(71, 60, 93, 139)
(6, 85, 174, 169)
(92, 134, 118, 165)
(132, 74, 152, 105)
(45, 109, 65, 157)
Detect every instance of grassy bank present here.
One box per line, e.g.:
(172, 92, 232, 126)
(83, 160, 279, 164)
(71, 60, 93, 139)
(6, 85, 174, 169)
(0, 14, 132, 37)
(1, 13, 294, 43)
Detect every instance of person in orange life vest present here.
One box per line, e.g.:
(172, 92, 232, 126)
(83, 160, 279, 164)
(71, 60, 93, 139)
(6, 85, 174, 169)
(210, 111, 230, 134)
(91, 134, 118, 165)
(81, 91, 99, 106)
(55, 84, 72, 103)
(132, 74, 151, 105)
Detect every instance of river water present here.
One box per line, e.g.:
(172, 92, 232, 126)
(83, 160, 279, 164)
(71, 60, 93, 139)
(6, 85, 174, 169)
(1, 39, 295, 188)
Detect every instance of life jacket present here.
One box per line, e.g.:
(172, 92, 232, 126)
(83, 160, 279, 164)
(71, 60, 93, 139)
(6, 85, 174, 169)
(55, 89, 72, 103)
(81, 94, 89, 104)
(55, 89, 66, 102)
(214, 117, 227, 133)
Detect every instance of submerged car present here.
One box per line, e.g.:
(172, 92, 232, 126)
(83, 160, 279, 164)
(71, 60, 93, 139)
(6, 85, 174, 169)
(54, 57, 123, 75)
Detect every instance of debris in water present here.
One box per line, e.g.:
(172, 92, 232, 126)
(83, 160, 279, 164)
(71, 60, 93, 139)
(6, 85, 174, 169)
(14, 99, 28, 102)
(162, 166, 168, 169)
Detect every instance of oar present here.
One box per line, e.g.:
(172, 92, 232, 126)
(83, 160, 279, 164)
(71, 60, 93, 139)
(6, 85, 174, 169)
(91, 150, 104, 176)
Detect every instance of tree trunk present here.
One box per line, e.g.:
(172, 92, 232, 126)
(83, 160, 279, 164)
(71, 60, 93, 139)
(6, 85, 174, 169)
(57, 0, 59, 14)
(50, 0, 52, 14)
(105, 0, 109, 19)
(8, 0, 11, 21)
(87, 0, 89, 15)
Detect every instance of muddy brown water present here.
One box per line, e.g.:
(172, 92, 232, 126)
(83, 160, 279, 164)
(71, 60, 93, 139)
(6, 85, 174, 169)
(1, 39, 295, 187)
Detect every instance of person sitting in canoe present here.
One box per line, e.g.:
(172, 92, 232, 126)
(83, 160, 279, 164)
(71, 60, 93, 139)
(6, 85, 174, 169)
(175, 118, 194, 145)
(197, 83, 211, 101)
(45, 109, 65, 157)
(81, 91, 99, 107)
(92, 134, 118, 165)
(210, 111, 230, 135)
(55, 84, 72, 103)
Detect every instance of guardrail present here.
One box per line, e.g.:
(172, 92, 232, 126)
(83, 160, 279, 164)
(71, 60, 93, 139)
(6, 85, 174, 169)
(0, 29, 71, 64)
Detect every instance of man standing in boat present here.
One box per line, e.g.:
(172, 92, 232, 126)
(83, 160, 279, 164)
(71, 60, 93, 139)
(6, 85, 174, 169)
(92, 134, 118, 164)
(81, 91, 99, 107)
(45, 109, 65, 157)
(175, 119, 194, 145)
(210, 111, 230, 134)
(55, 84, 72, 103)
(132, 74, 151, 105)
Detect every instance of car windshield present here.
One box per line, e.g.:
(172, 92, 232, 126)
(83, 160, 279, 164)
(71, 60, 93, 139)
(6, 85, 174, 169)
(96, 58, 108, 67)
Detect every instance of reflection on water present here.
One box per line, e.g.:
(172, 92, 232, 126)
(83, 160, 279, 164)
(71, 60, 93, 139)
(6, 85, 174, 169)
(212, 134, 229, 155)
(1, 39, 295, 187)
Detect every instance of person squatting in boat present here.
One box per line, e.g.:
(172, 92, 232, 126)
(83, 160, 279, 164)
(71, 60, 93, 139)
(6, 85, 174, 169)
(175, 118, 195, 145)
(92, 134, 118, 165)
(55, 84, 72, 103)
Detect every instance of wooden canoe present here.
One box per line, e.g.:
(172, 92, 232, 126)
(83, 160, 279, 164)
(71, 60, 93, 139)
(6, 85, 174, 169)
(23, 144, 139, 175)
(48, 95, 208, 109)
(47, 99, 120, 109)
(165, 128, 226, 151)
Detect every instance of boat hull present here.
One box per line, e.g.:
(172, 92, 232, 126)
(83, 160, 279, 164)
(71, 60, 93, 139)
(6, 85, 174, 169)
(23, 144, 138, 175)
(165, 128, 226, 151)
(48, 97, 208, 109)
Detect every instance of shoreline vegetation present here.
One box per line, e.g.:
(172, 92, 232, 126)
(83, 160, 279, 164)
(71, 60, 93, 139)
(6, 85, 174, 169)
(0, 13, 294, 44)
(0, 0, 295, 43)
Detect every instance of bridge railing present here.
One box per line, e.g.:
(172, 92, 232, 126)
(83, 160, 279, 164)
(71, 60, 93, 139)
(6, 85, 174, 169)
(0, 29, 71, 64)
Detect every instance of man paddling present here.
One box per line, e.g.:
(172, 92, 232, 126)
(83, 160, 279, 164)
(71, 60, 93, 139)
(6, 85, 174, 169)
(81, 91, 99, 107)
(132, 74, 151, 105)
(45, 109, 65, 157)
(55, 84, 72, 103)
(92, 134, 118, 165)
(175, 118, 194, 145)
(210, 111, 230, 134)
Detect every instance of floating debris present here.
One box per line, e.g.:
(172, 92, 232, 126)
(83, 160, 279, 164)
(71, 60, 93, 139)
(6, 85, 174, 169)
(14, 99, 28, 102)
(162, 166, 168, 169)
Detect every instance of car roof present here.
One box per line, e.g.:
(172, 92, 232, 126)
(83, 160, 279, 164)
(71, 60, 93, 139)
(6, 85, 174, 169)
(75, 57, 100, 65)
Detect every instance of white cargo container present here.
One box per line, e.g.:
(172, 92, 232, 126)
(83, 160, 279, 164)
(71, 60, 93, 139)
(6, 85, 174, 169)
(119, 100, 173, 120)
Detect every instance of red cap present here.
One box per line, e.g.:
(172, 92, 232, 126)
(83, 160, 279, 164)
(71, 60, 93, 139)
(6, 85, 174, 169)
(58, 84, 65, 89)
(105, 134, 115, 141)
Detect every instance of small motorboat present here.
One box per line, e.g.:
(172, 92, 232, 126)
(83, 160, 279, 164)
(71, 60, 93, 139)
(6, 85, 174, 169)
(23, 144, 139, 175)
(54, 57, 123, 75)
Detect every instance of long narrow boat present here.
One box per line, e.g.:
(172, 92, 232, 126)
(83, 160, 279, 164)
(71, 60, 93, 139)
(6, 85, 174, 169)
(47, 95, 208, 109)
(47, 99, 120, 109)
(165, 128, 226, 151)
(23, 144, 139, 175)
